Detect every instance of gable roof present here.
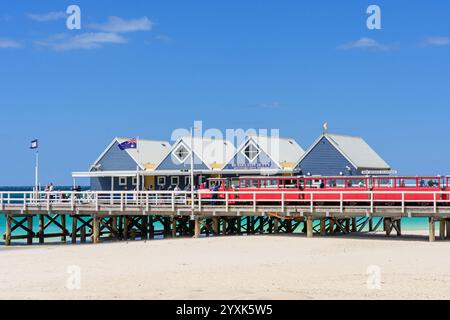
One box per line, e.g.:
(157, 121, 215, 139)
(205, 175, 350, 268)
(92, 137, 172, 171)
(156, 136, 236, 170)
(296, 133, 390, 170)
(248, 135, 305, 168)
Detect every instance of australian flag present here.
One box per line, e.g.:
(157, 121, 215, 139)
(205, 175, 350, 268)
(30, 139, 38, 149)
(118, 138, 137, 150)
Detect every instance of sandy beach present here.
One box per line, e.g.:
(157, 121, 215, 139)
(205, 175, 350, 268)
(1, 231, 450, 300)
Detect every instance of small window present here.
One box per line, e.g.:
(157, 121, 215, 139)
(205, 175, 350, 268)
(242, 141, 260, 162)
(157, 177, 166, 186)
(185, 176, 190, 185)
(132, 177, 138, 186)
(171, 176, 179, 186)
(173, 143, 190, 163)
(119, 177, 127, 186)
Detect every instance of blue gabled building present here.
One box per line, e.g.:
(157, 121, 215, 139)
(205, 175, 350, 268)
(295, 133, 391, 176)
(75, 137, 172, 191)
(223, 135, 304, 174)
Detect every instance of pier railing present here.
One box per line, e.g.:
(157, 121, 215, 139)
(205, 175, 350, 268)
(1, 190, 450, 214)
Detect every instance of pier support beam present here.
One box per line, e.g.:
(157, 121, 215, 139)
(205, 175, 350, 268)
(123, 216, 129, 241)
(172, 217, 177, 238)
(429, 218, 435, 242)
(306, 217, 313, 238)
(38, 215, 44, 244)
(329, 218, 335, 234)
(194, 218, 201, 239)
(222, 218, 227, 236)
(60, 215, 66, 243)
(439, 219, 446, 240)
(212, 217, 219, 236)
(320, 218, 326, 236)
(446, 219, 450, 240)
(351, 218, 357, 233)
(274, 218, 279, 234)
(92, 215, 100, 244)
(27, 216, 33, 245)
(5, 215, 11, 246)
(71, 216, 77, 244)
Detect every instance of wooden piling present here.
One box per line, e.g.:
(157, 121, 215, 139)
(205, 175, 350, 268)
(71, 216, 77, 244)
(27, 215, 33, 245)
(320, 218, 326, 236)
(92, 215, 100, 244)
(194, 218, 201, 238)
(80, 226, 86, 243)
(306, 217, 313, 238)
(149, 216, 155, 239)
(274, 218, 279, 234)
(5, 215, 11, 246)
(429, 217, 435, 242)
(237, 217, 242, 235)
(222, 218, 227, 236)
(38, 214, 44, 244)
(212, 217, 219, 235)
(141, 216, 148, 240)
(61, 215, 67, 243)
(369, 218, 373, 232)
(439, 219, 446, 240)
(384, 218, 392, 237)
(446, 219, 450, 240)
(351, 218, 357, 233)
(172, 217, 177, 238)
(123, 216, 129, 240)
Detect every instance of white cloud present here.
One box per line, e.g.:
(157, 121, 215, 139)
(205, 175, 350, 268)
(35, 32, 127, 51)
(338, 37, 390, 51)
(28, 11, 66, 22)
(0, 38, 21, 48)
(422, 36, 450, 47)
(88, 16, 152, 33)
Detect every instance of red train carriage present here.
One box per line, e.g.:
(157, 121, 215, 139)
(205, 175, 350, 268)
(198, 175, 449, 206)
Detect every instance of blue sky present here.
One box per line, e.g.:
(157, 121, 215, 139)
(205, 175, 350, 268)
(0, 0, 449, 185)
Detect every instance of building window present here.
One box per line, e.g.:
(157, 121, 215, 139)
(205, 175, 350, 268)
(157, 176, 166, 186)
(185, 176, 190, 185)
(132, 177, 138, 186)
(172, 143, 190, 163)
(119, 177, 127, 186)
(242, 141, 260, 162)
(171, 176, 179, 186)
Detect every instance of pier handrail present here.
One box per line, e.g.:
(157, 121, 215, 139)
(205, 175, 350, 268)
(1, 190, 450, 215)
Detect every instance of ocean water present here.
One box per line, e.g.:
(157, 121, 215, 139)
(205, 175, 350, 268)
(0, 187, 431, 244)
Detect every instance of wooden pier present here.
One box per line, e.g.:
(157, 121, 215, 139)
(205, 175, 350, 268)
(2, 190, 450, 246)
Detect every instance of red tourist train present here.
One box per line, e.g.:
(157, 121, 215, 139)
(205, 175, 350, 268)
(198, 175, 450, 205)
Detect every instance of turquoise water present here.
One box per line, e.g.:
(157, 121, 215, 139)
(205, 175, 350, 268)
(0, 187, 431, 244)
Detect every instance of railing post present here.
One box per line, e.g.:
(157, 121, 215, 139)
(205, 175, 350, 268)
(120, 193, 124, 212)
(340, 192, 343, 213)
(225, 192, 229, 212)
(370, 191, 374, 214)
(146, 193, 150, 212)
(434, 192, 437, 214)
(253, 192, 256, 213)
(171, 192, 175, 212)
(71, 193, 75, 211)
(0, 193, 3, 211)
(95, 193, 99, 212)
(311, 193, 314, 213)
(401, 192, 405, 213)
(198, 193, 202, 211)
(46, 193, 50, 211)
(281, 192, 285, 213)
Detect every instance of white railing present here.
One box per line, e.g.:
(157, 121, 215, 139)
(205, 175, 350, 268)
(0, 190, 450, 213)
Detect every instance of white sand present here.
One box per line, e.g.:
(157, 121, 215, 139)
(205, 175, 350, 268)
(1, 231, 450, 300)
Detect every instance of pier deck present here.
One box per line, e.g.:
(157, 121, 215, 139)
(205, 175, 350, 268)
(2, 190, 450, 245)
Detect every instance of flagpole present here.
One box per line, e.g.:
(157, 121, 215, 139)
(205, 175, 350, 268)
(35, 149, 39, 193)
(136, 137, 140, 192)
